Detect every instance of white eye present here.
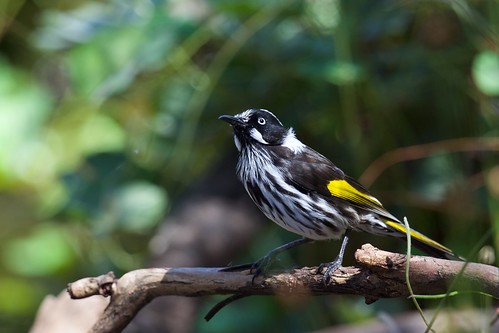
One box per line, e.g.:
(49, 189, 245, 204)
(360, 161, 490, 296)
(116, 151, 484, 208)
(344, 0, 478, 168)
(257, 117, 266, 125)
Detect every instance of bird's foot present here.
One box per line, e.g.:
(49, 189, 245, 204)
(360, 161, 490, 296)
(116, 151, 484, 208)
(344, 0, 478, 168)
(316, 259, 342, 285)
(220, 255, 277, 283)
(249, 254, 276, 283)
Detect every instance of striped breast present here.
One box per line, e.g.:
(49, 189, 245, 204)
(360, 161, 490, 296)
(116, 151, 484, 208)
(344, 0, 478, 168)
(236, 145, 352, 240)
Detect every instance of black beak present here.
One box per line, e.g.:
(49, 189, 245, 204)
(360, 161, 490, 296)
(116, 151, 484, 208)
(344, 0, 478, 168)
(219, 115, 244, 127)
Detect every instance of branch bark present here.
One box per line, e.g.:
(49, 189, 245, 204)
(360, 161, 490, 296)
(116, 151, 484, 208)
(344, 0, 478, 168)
(67, 244, 499, 333)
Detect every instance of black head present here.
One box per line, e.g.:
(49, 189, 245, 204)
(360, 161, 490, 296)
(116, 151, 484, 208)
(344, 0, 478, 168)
(219, 109, 289, 150)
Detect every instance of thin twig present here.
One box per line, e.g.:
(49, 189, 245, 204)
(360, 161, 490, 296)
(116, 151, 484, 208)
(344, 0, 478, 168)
(402, 217, 433, 332)
(359, 137, 499, 187)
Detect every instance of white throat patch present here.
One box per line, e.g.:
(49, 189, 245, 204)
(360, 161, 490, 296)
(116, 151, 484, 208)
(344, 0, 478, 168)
(281, 128, 305, 153)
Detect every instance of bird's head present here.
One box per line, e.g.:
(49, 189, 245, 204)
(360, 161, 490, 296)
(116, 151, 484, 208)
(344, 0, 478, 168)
(219, 109, 304, 153)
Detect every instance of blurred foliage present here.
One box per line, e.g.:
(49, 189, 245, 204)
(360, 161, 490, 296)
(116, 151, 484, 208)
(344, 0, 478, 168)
(0, 0, 498, 332)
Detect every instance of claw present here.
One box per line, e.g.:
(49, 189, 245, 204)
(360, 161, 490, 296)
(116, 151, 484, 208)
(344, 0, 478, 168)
(249, 254, 275, 283)
(321, 260, 342, 285)
(219, 256, 276, 283)
(315, 262, 326, 275)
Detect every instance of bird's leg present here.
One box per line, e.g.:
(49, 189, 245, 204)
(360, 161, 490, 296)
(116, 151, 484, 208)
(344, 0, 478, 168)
(250, 237, 313, 282)
(317, 230, 350, 285)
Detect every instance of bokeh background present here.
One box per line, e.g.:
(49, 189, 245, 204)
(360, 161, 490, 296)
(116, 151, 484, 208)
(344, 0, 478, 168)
(1, 0, 498, 332)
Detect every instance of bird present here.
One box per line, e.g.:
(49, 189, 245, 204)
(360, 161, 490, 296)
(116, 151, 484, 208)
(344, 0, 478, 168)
(219, 108, 461, 283)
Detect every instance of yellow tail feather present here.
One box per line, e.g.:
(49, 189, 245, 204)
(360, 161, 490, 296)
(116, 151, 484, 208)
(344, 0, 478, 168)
(384, 220, 454, 255)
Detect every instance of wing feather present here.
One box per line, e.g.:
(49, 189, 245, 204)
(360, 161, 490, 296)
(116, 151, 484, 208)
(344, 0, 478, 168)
(268, 146, 399, 222)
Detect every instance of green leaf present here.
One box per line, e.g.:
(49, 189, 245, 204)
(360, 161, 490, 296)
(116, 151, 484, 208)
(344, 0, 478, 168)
(0, 277, 41, 314)
(472, 51, 499, 96)
(0, 58, 53, 187)
(324, 61, 364, 85)
(78, 113, 126, 154)
(105, 181, 168, 232)
(3, 224, 74, 276)
(304, 0, 341, 31)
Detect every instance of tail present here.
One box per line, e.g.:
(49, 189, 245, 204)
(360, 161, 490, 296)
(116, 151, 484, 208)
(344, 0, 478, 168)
(383, 220, 463, 261)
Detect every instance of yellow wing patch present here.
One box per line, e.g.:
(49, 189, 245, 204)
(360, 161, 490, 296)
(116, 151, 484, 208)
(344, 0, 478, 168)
(384, 220, 453, 253)
(327, 179, 382, 208)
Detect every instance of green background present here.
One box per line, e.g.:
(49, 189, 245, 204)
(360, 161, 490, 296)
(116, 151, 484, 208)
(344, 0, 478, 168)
(0, 0, 497, 332)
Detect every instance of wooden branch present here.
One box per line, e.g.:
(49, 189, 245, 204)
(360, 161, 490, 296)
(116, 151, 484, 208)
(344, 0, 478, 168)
(67, 244, 499, 333)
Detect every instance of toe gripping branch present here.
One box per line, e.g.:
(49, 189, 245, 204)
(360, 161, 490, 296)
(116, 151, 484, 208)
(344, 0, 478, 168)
(220, 237, 314, 282)
(317, 231, 349, 285)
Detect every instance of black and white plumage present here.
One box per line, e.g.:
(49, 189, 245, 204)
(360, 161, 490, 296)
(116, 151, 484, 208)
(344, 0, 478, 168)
(220, 109, 461, 281)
